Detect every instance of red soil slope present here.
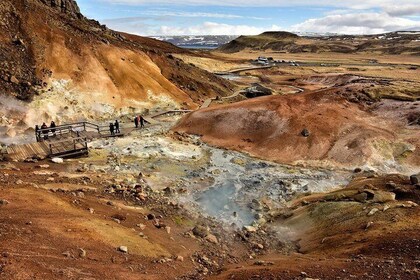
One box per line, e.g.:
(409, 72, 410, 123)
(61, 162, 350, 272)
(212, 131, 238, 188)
(174, 90, 418, 167)
(0, 0, 234, 107)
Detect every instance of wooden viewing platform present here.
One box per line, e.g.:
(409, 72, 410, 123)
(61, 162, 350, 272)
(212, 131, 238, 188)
(5, 110, 193, 161)
(6, 121, 135, 161)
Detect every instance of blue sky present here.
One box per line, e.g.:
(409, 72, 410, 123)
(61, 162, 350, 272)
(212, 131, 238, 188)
(77, 0, 420, 36)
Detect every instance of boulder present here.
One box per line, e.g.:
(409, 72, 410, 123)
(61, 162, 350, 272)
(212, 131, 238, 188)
(0, 199, 10, 206)
(51, 157, 64, 164)
(243, 225, 257, 233)
(353, 192, 368, 202)
(410, 174, 419, 185)
(205, 234, 218, 244)
(118, 246, 128, 253)
(192, 225, 208, 238)
(372, 191, 396, 203)
(78, 248, 86, 258)
(10, 76, 19, 84)
(301, 128, 310, 137)
(367, 208, 379, 216)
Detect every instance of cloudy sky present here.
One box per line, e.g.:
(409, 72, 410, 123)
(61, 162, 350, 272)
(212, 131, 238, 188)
(77, 0, 420, 36)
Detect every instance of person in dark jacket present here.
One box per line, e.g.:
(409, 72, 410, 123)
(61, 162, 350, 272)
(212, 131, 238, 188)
(140, 115, 145, 128)
(115, 120, 120, 134)
(35, 125, 41, 142)
(109, 123, 115, 135)
(41, 122, 48, 140)
(50, 121, 56, 136)
(134, 116, 139, 128)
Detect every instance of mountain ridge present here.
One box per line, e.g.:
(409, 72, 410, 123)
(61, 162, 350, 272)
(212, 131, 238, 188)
(218, 30, 420, 55)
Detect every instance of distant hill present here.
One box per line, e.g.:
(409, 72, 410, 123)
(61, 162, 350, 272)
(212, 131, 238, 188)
(218, 31, 420, 55)
(152, 35, 238, 49)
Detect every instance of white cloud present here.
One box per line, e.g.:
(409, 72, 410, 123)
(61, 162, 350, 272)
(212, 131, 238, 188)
(156, 22, 281, 35)
(384, 5, 420, 17)
(292, 12, 420, 34)
(140, 11, 268, 20)
(100, 0, 420, 10)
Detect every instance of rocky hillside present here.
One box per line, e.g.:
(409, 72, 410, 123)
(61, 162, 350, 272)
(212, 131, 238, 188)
(38, 0, 82, 18)
(218, 31, 420, 55)
(0, 0, 234, 105)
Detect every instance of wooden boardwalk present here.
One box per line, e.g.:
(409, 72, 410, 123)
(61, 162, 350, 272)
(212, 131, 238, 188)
(5, 110, 192, 161)
(6, 122, 135, 161)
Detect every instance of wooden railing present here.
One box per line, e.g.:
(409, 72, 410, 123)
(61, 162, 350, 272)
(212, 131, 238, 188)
(48, 137, 88, 156)
(36, 121, 107, 142)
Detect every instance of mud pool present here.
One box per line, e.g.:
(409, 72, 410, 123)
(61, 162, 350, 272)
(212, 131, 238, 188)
(85, 120, 352, 228)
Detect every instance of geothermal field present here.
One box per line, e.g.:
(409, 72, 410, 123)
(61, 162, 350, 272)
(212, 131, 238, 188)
(0, 0, 419, 279)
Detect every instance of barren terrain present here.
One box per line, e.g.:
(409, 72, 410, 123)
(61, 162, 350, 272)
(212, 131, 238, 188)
(0, 1, 419, 279)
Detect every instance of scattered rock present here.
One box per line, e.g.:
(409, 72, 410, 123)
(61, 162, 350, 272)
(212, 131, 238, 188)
(243, 225, 257, 233)
(192, 225, 208, 238)
(301, 128, 310, 137)
(15, 179, 23, 185)
(353, 167, 362, 173)
(385, 181, 397, 189)
(353, 192, 368, 202)
(254, 260, 274, 266)
(367, 208, 379, 216)
(372, 191, 396, 203)
(118, 246, 128, 253)
(0, 199, 10, 206)
(205, 234, 218, 244)
(78, 248, 86, 258)
(51, 157, 64, 164)
(397, 201, 418, 208)
(88, 208, 94, 214)
(136, 223, 146, 230)
(163, 186, 175, 195)
(147, 213, 156, 220)
(410, 174, 419, 185)
(111, 214, 126, 221)
(10, 76, 19, 84)
(62, 251, 71, 258)
(153, 219, 166, 229)
(254, 243, 264, 250)
(176, 255, 184, 262)
(231, 157, 246, 166)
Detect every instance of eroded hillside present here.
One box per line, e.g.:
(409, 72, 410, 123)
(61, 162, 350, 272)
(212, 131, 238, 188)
(0, 0, 234, 122)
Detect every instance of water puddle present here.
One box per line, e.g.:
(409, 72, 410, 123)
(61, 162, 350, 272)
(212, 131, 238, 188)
(189, 149, 351, 227)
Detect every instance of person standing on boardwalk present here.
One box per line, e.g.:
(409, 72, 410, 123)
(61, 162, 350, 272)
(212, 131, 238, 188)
(115, 120, 120, 134)
(109, 123, 115, 135)
(134, 116, 139, 128)
(140, 115, 145, 128)
(50, 121, 56, 136)
(41, 122, 48, 140)
(35, 125, 41, 142)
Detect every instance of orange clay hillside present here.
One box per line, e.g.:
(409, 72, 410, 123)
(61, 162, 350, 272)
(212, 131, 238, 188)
(0, 0, 235, 106)
(174, 88, 420, 168)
